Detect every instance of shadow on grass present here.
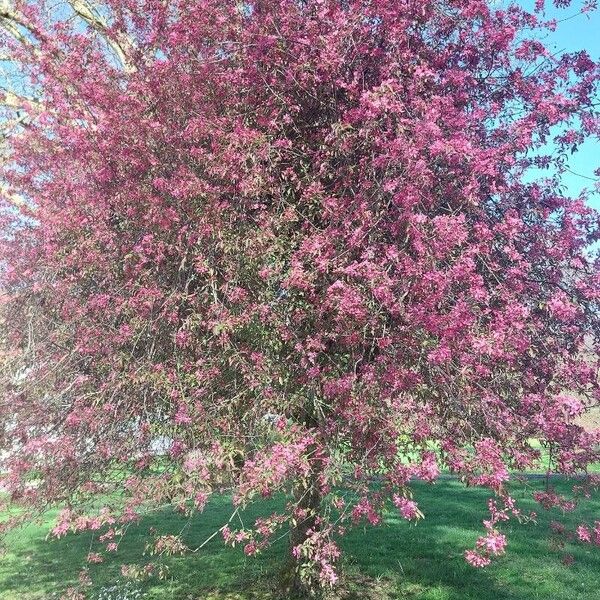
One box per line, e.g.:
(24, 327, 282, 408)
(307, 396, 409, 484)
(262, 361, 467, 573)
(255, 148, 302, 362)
(1, 480, 599, 600)
(342, 480, 600, 600)
(0, 494, 287, 600)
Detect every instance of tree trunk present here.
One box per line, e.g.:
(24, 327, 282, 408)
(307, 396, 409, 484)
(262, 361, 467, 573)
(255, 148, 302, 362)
(284, 470, 323, 598)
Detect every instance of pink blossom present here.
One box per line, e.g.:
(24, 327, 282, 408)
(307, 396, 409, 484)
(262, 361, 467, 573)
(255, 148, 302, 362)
(86, 553, 103, 564)
(547, 293, 578, 322)
(419, 452, 440, 482)
(577, 525, 592, 543)
(477, 531, 507, 556)
(244, 542, 258, 556)
(194, 491, 209, 511)
(393, 495, 419, 520)
(465, 550, 492, 568)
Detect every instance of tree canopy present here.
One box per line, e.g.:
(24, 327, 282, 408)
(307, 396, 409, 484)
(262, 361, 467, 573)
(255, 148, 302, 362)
(0, 0, 599, 596)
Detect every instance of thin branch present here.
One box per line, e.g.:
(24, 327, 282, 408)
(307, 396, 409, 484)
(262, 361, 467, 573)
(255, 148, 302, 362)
(0, 1, 39, 44)
(0, 87, 43, 111)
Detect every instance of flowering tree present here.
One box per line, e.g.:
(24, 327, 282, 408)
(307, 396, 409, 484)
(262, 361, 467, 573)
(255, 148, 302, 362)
(1, 0, 599, 596)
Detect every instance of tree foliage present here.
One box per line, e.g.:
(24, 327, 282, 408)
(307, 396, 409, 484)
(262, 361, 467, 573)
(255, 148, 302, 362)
(0, 0, 599, 595)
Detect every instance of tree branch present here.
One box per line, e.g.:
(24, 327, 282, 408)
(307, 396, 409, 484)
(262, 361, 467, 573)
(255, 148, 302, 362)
(0, 87, 42, 111)
(68, 0, 135, 72)
(0, 1, 39, 45)
(0, 182, 31, 211)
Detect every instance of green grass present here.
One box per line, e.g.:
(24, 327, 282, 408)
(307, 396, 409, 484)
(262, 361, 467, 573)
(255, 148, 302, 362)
(523, 439, 600, 475)
(1, 479, 599, 600)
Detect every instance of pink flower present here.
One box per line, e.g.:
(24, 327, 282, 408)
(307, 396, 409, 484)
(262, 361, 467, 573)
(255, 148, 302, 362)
(194, 491, 209, 511)
(319, 564, 338, 586)
(52, 509, 72, 538)
(222, 526, 232, 542)
(86, 552, 103, 564)
(351, 497, 381, 525)
(393, 495, 419, 520)
(427, 346, 452, 365)
(244, 542, 258, 556)
(419, 452, 440, 482)
(577, 525, 592, 543)
(234, 530, 249, 543)
(548, 293, 577, 322)
(477, 531, 507, 556)
(465, 550, 491, 568)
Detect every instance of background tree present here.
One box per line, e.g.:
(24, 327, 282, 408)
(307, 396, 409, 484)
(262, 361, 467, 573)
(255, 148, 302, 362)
(0, 0, 599, 596)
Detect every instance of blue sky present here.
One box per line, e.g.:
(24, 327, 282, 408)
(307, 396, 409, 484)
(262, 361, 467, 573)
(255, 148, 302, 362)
(518, 1, 600, 207)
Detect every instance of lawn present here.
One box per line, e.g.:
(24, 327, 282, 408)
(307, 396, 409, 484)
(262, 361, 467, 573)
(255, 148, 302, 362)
(1, 479, 599, 600)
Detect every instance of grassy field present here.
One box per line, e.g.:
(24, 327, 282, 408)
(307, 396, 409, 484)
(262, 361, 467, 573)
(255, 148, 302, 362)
(1, 479, 599, 600)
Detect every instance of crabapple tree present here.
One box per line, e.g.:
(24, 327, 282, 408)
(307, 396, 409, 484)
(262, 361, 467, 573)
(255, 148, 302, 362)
(0, 0, 599, 596)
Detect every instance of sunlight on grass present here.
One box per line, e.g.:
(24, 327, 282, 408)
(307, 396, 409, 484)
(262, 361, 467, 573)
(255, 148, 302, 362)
(0, 480, 599, 600)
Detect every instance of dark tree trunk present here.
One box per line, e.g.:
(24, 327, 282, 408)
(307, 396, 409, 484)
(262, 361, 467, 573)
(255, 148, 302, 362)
(284, 469, 323, 598)
(282, 398, 327, 598)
